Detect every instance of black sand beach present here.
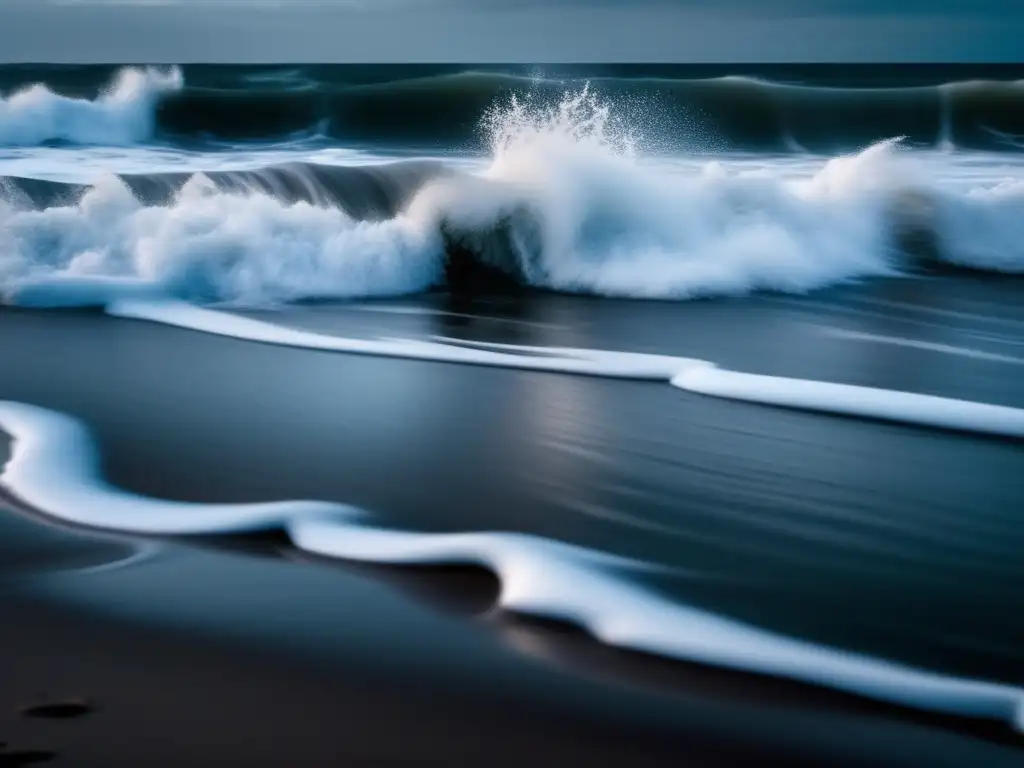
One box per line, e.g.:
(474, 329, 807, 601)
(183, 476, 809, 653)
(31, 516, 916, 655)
(2, 279, 1024, 766)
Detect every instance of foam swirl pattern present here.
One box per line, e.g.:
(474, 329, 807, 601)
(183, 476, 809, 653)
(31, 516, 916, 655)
(0, 399, 1022, 733)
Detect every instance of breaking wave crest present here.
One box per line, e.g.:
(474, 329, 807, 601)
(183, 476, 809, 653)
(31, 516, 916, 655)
(3, 87, 1024, 307)
(0, 67, 183, 146)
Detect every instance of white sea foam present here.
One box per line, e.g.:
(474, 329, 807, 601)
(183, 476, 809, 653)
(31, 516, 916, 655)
(0, 174, 441, 306)
(0, 401, 349, 535)
(935, 177, 1024, 272)
(671, 362, 1024, 438)
(106, 299, 686, 379)
(2, 88, 1024, 306)
(0, 67, 183, 146)
(1, 399, 1021, 731)
(9, 292, 1015, 441)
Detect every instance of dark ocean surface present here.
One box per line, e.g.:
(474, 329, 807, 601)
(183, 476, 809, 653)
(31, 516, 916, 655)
(3, 63, 1024, 151)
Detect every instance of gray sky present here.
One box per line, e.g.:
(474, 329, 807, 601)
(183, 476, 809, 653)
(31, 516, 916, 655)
(1, 0, 1022, 62)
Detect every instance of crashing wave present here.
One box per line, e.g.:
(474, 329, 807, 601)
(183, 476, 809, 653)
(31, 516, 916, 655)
(3, 88, 1024, 306)
(0, 67, 183, 146)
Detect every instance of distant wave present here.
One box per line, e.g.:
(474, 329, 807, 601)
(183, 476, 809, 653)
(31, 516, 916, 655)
(3, 87, 1024, 307)
(153, 71, 1024, 152)
(0, 67, 182, 146)
(6, 66, 1024, 151)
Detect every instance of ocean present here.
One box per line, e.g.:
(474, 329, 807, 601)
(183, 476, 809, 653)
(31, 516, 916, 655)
(1, 64, 1023, 766)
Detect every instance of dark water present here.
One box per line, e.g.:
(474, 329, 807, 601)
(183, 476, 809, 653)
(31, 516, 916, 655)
(5, 63, 1024, 151)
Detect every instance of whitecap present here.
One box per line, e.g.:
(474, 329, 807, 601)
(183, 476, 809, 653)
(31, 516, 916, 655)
(0, 67, 183, 146)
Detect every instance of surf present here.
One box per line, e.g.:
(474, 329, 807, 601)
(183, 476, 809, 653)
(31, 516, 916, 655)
(4, 85, 1024, 307)
(0, 67, 182, 146)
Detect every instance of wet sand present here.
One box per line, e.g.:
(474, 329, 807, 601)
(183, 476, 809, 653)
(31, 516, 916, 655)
(3, 514, 1023, 767)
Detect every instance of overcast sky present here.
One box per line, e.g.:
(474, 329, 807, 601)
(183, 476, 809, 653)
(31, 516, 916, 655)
(1, 0, 1022, 62)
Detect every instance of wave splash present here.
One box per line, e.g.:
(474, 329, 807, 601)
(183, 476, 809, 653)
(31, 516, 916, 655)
(441, 86, 900, 296)
(0, 67, 183, 146)
(3, 87, 1024, 306)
